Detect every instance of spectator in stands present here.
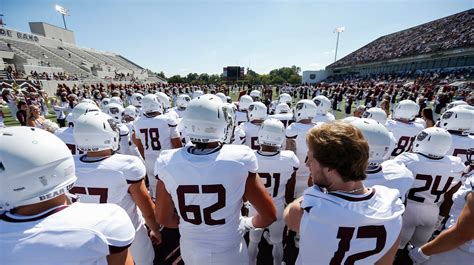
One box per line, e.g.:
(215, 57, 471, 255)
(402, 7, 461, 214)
(26, 105, 45, 129)
(380, 94, 391, 116)
(16, 101, 28, 126)
(2, 88, 18, 121)
(52, 92, 70, 127)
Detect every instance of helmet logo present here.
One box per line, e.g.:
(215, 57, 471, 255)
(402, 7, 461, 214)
(39, 176, 48, 186)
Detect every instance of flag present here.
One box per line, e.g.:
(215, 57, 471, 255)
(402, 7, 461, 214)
(334, 26, 345, 33)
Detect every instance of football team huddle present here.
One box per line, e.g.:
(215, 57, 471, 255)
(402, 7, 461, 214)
(1, 89, 473, 265)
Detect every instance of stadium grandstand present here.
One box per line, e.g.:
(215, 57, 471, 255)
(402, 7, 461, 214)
(0, 22, 165, 95)
(325, 8, 474, 76)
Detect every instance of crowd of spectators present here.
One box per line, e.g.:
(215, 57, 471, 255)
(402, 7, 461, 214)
(330, 9, 473, 68)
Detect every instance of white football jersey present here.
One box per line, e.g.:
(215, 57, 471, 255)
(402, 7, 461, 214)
(172, 107, 186, 119)
(394, 152, 464, 205)
(364, 159, 414, 199)
(235, 110, 248, 125)
(297, 186, 404, 265)
(155, 144, 258, 252)
(72, 154, 146, 229)
(286, 122, 315, 179)
(254, 150, 299, 208)
(239, 122, 261, 150)
(231, 125, 246, 145)
(385, 119, 424, 157)
(269, 113, 294, 128)
(117, 123, 131, 155)
(55, 127, 84, 155)
(447, 134, 474, 165)
(133, 113, 180, 162)
(413, 117, 427, 128)
(445, 173, 474, 253)
(0, 202, 135, 265)
(312, 113, 335, 124)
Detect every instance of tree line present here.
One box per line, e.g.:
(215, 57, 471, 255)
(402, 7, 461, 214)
(155, 65, 302, 85)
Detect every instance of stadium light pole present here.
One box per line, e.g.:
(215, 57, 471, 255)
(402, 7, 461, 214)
(55, 4, 70, 30)
(334, 26, 345, 62)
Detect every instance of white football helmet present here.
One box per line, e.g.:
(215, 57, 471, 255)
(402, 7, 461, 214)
(239, 95, 254, 111)
(74, 111, 120, 152)
(0, 127, 76, 210)
(130, 93, 143, 107)
(100, 98, 110, 110)
(412, 127, 452, 158)
(341, 116, 360, 123)
(142, 94, 164, 114)
(176, 94, 192, 109)
(215, 92, 227, 103)
(392, 100, 419, 121)
(349, 118, 391, 167)
(110, 96, 123, 106)
(275, 103, 291, 114)
(294, 99, 317, 122)
(80, 98, 97, 106)
(69, 102, 100, 125)
(312, 95, 331, 115)
(103, 103, 125, 123)
(192, 90, 204, 99)
(363, 107, 387, 124)
(250, 90, 261, 101)
(278, 93, 292, 105)
(247, 102, 267, 121)
(439, 106, 474, 133)
(258, 118, 285, 148)
(446, 100, 467, 110)
(182, 95, 230, 143)
(155, 92, 171, 110)
(123, 105, 139, 120)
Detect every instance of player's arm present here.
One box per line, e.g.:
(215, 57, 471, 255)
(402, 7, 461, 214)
(375, 234, 401, 265)
(286, 138, 296, 152)
(131, 131, 145, 159)
(107, 247, 134, 265)
(284, 196, 303, 233)
(285, 169, 297, 204)
(420, 192, 474, 256)
(171, 137, 182, 149)
(244, 172, 277, 228)
(128, 179, 162, 244)
(438, 181, 462, 217)
(155, 179, 179, 228)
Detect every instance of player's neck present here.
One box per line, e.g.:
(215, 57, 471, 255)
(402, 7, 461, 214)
(327, 181, 367, 195)
(298, 119, 312, 124)
(87, 149, 113, 157)
(12, 195, 69, 216)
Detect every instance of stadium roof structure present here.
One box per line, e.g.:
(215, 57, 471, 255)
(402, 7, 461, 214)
(327, 9, 474, 70)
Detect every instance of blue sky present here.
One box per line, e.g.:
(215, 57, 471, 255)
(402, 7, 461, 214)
(2, 0, 472, 76)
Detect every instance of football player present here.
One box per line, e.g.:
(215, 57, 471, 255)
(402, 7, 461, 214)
(269, 103, 294, 128)
(55, 102, 100, 155)
(386, 100, 424, 158)
(284, 121, 404, 264)
(132, 94, 182, 199)
(239, 102, 267, 150)
(312, 95, 335, 124)
(409, 149, 473, 265)
(0, 127, 136, 265)
(73, 111, 161, 265)
(394, 127, 465, 248)
(438, 106, 474, 165)
(154, 95, 277, 265)
(286, 99, 317, 198)
(349, 118, 414, 198)
(247, 119, 299, 265)
(235, 95, 253, 125)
